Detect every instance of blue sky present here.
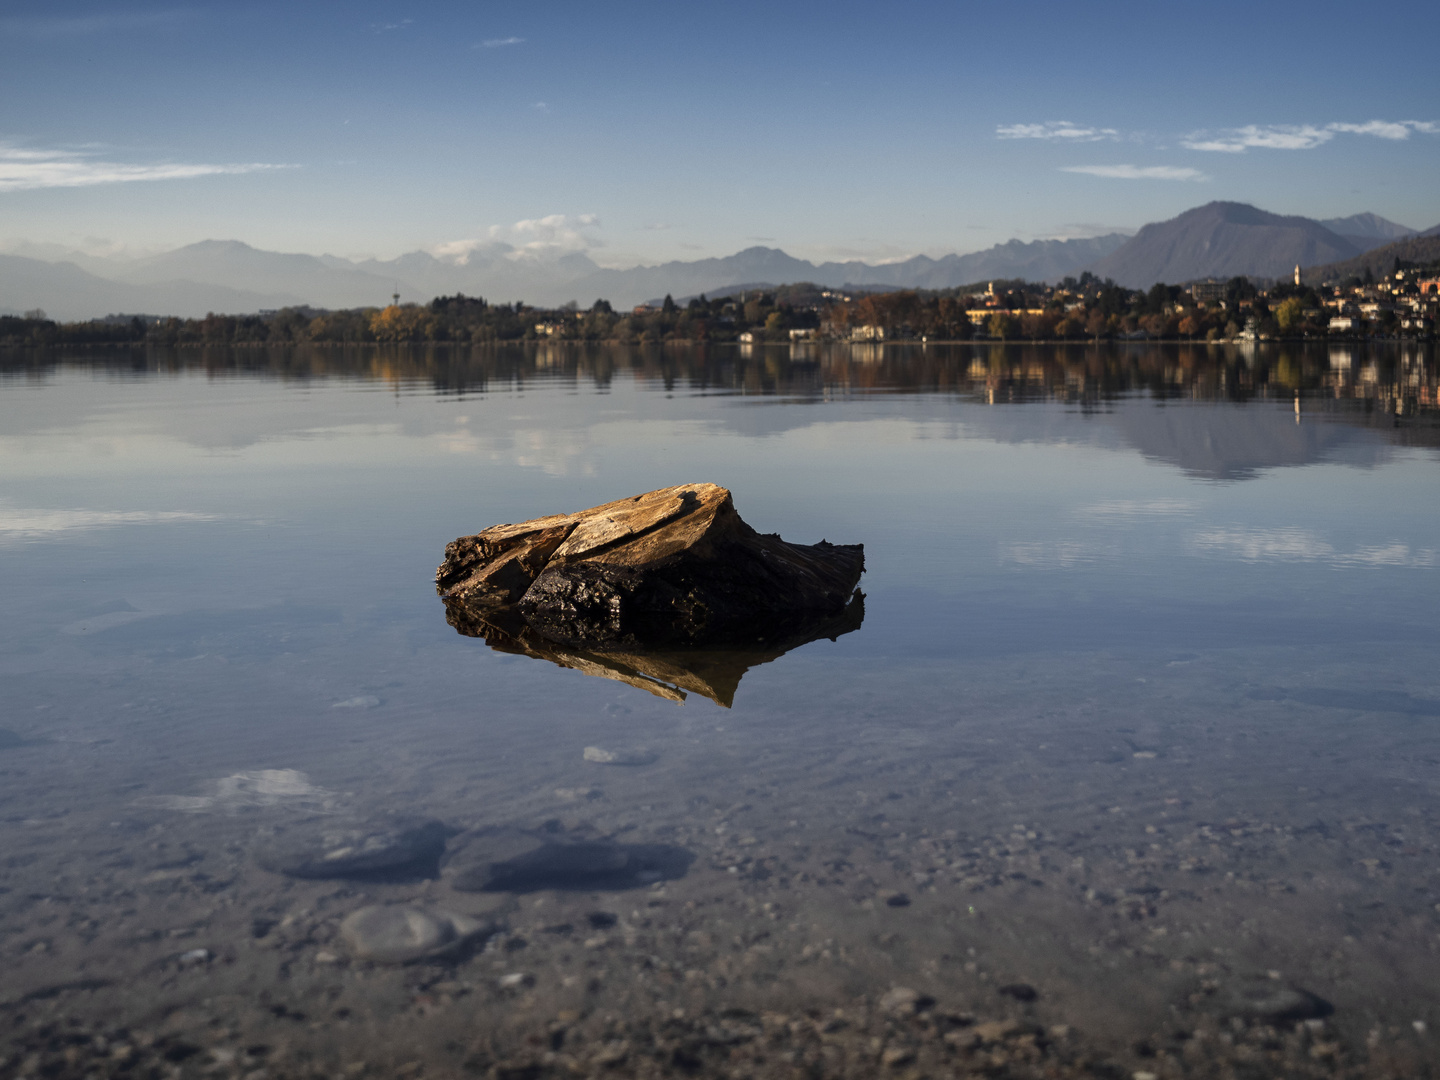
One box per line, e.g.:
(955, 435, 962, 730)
(2, 0, 1438, 265)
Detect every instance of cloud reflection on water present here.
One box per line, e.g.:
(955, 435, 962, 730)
(1190, 527, 1438, 568)
(0, 504, 217, 541)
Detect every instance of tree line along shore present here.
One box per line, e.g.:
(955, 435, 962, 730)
(3, 265, 1437, 349)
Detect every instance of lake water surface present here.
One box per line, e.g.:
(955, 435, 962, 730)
(2, 342, 1439, 1079)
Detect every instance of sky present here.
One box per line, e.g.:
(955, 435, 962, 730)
(2, 0, 1439, 268)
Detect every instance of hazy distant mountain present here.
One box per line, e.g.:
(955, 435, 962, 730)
(562, 235, 1129, 305)
(342, 248, 605, 305)
(1086, 202, 1362, 287)
(1303, 230, 1440, 283)
(119, 241, 404, 310)
(567, 248, 820, 306)
(851, 235, 1130, 288)
(1318, 212, 1417, 253)
(0, 253, 298, 321)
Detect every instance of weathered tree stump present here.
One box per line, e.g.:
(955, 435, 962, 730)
(436, 483, 864, 653)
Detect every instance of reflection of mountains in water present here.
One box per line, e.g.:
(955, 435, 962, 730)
(1106, 402, 1394, 481)
(443, 593, 864, 707)
(11, 341, 1436, 479)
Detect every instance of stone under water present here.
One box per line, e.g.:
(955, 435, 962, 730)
(339, 905, 490, 963)
(1212, 977, 1333, 1022)
(435, 483, 865, 702)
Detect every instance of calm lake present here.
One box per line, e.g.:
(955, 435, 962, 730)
(2, 341, 1438, 1079)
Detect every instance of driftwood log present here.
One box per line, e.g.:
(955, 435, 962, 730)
(436, 483, 864, 660)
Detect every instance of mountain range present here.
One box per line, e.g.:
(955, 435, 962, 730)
(0, 234, 1132, 321)
(0, 204, 1432, 320)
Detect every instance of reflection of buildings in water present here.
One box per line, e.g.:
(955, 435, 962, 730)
(11, 340, 1436, 466)
(442, 593, 865, 708)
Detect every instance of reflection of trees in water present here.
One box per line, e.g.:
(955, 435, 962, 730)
(5, 341, 1436, 429)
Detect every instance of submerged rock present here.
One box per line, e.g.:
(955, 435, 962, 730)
(254, 817, 448, 880)
(1212, 977, 1333, 1023)
(339, 905, 490, 963)
(436, 483, 864, 648)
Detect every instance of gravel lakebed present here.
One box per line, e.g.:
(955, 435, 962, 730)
(3, 650, 1439, 1079)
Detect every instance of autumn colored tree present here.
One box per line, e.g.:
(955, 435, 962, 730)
(369, 304, 435, 342)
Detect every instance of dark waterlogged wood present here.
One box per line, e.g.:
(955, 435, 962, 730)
(436, 483, 865, 691)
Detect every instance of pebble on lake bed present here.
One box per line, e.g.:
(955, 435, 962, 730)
(339, 905, 490, 963)
(583, 746, 657, 766)
(878, 986, 932, 1017)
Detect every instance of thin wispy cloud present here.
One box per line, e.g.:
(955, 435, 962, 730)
(1060, 164, 1208, 181)
(1000, 118, 1438, 159)
(1182, 120, 1439, 153)
(0, 143, 290, 193)
(0, 10, 191, 37)
(997, 122, 1120, 142)
(481, 36, 525, 47)
(371, 18, 414, 32)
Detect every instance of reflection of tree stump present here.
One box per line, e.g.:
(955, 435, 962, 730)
(436, 483, 865, 705)
(443, 590, 864, 707)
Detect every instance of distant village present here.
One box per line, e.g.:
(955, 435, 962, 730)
(1, 263, 1437, 348)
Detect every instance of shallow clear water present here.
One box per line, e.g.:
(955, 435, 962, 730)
(2, 342, 1439, 1078)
